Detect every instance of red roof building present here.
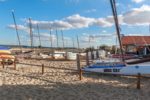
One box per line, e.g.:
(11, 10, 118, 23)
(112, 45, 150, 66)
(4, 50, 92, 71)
(122, 36, 150, 46)
(121, 36, 150, 55)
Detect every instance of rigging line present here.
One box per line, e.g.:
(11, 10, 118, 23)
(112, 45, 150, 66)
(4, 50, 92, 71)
(36, 23, 41, 47)
(11, 10, 22, 52)
(138, 24, 150, 52)
(72, 38, 75, 49)
(29, 18, 33, 49)
(149, 24, 150, 34)
(89, 35, 91, 47)
(61, 30, 65, 48)
(141, 36, 150, 52)
(55, 29, 59, 48)
(49, 26, 53, 48)
(77, 34, 80, 50)
(110, 0, 125, 62)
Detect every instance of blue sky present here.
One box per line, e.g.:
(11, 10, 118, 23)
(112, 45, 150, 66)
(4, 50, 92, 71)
(0, 0, 150, 48)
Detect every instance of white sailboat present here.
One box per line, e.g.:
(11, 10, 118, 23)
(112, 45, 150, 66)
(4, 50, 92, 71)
(82, 0, 150, 76)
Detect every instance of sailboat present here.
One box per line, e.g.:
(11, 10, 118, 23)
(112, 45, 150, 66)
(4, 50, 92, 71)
(82, 0, 150, 75)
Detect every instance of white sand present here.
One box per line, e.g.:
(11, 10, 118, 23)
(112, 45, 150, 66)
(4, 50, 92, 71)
(0, 59, 150, 100)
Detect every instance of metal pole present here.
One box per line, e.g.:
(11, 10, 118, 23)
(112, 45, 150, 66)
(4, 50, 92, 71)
(61, 30, 65, 48)
(56, 29, 59, 48)
(37, 24, 41, 47)
(110, 0, 125, 62)
(49, 28, 53, 48)
(28, 18, 33, 50)
(77, 34, 80, 51)
(11, 10, 22, 52)
(72, 38, 75, 49)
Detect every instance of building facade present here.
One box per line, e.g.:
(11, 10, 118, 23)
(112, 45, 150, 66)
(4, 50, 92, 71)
(121, 36, 150, 55)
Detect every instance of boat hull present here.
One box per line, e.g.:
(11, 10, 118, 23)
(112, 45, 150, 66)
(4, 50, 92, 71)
(82, 65, 150, 75)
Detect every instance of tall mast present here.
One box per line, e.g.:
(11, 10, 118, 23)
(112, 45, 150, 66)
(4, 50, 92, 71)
(77, 34, 80, 50)
(56, 29, 59, 48)
(36, 23, 41, 47)
(149, 24, 150, 34)
(110, 0, 125, 62)
(28, 18, 33, 49)
(72, 38, 75, 49)
(49, 27, 53, 48)
(11, 10, 22, 52)
(61, 30, 65, 48)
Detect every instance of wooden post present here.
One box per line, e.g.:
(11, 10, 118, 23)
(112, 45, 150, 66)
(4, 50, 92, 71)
(42, 64, 44, 74)
(14, 59, 16, 70)
(96, 49, 99, 59)
(76, 54, 82, 80)
(86, 51, 89, 66)
(137, 73, 141, 89)
(79, 69, 82, 80)
(2, 59, 4, 69)
(91, 50, 94, 60)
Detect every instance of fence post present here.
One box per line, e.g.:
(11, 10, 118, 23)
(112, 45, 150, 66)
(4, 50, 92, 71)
(14, 59, 16, 70)
(96, 49, 99, 59)
(137, 73, 141, 89)
(42, 64, 44, 74)
(2, 59, 4, 69)
(86, 51, 89, 66)
(76, 54, 82, 80)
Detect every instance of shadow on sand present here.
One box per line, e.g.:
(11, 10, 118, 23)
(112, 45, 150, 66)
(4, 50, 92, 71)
(1, 71, 150, 100)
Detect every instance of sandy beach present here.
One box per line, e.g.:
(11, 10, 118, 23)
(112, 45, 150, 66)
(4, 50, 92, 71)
(0, 59, 150, 100)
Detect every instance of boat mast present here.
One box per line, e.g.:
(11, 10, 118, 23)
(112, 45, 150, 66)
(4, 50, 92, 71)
(55, 29, 59, 48)
(110, 0, 125, 62)
(49, 27, 53, 48)
(28, 18, 33, 50)
(61, 30, 65, 48)
(72, 38, 75, 49)
(11, 10, 22, 52)
(36, 23, 41, 47)
(77, 34, 80, 51)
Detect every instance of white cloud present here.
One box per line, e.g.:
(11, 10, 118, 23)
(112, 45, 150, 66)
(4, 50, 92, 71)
(65, 14, 95, 28)
(123, 5, 150, 26)
(7, 24, 30, 33)
(23, 14, 112, 31)
(94, 18, 113, 27)
(9, 4, 150, 32)
(132, 0, 145, 3)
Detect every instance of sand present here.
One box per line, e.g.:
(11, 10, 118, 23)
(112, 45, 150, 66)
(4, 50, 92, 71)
(0, 59, 150, 100)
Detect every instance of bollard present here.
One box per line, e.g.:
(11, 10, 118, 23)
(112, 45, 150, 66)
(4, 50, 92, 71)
(14, 59, 16, 70)
(79, 69, 82, 80)
(137, 73, 141, 89)
(42, 64, 44, 74)
(96, 49, 99, 58)
(2, 59, 4, 69)
(76, 54, 80, 71)
(76, 54, 82, 80)
(86, 51, 89, 66)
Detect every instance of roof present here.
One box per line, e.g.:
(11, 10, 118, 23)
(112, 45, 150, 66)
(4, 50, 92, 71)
(122, 36, 150, 46)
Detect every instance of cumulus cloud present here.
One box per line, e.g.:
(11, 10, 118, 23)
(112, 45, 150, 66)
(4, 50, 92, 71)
(132, 0, 145, 3)
(65, 14, 95, 28)
(23, 14, 113, 30)
(7, 24, 30, 33)
(8, 4, 150, 32)
(123, 5, 150, 26)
